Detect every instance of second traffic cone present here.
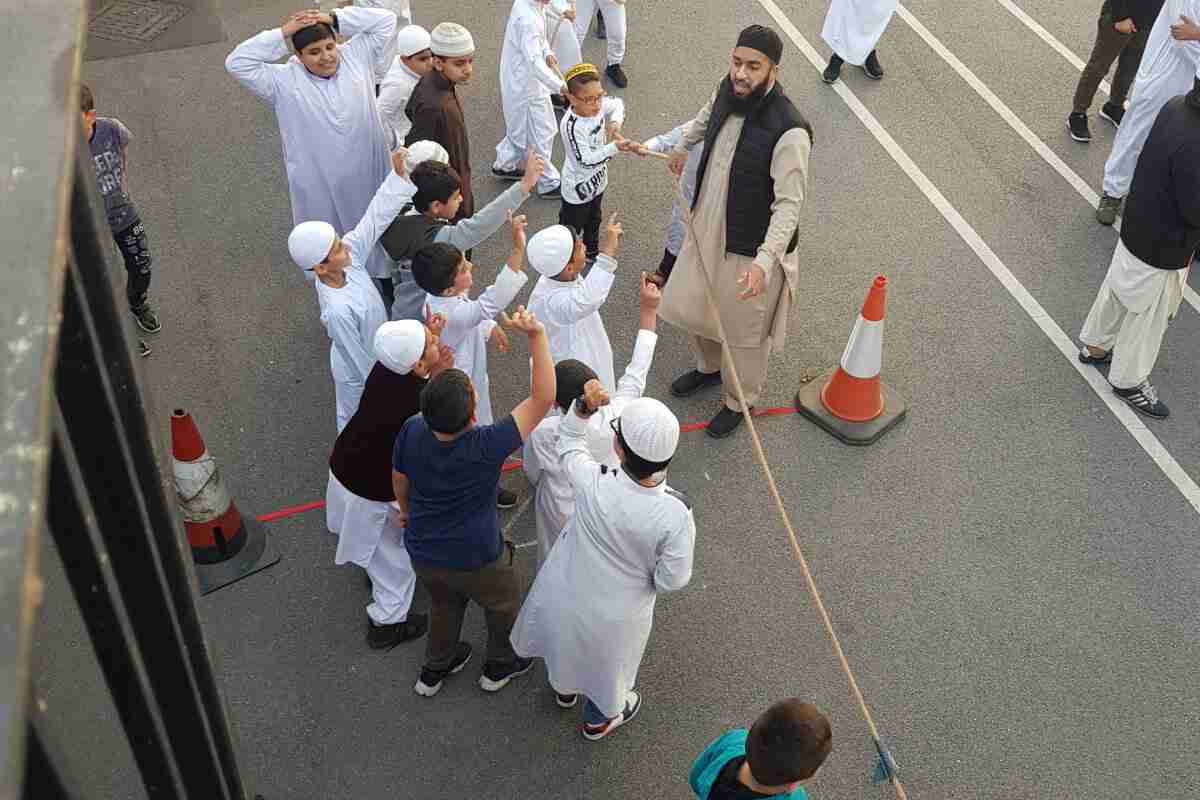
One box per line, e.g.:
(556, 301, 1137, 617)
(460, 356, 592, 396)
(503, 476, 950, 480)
(796, 275, 907, 445)
(171, 409, 279, 594)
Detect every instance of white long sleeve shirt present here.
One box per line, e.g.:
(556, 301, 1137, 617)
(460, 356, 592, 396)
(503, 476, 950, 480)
(352, 0, 412, 81)
(560, 97, 625, 205)
(526, 252, 617, 391)
(316, 169, 414, 431)
(424, 266, 529, 425)
(523, 328, 658, 565)
(225, 7, 398, 279)
(376, 57, 422, 144)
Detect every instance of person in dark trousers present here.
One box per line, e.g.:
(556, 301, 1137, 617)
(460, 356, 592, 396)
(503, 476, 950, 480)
(1068, 0, 1165, 142)
(80, 85, 160, 358)
(392, 306, 555, 697)
(1079, 78, 1200, 419)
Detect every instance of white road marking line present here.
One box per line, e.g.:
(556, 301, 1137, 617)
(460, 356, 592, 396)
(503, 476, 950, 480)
(893, 2, 1200, 315)
(755, 0, 1200, 516)
(993, 0, 1112, 97)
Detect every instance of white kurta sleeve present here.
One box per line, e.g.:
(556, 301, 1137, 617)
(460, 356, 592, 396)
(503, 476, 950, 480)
(645, 122, 688, 154)
(612, 329, 658, 403)
(328, 307, 376, 385)
(376, 67, 413, 140)
(518, 15, 565, 93)
(225, 28, 292, 104)
(653, 509, 696, 592)
(344, 170, 417, 268)
(558, 402, 602, 489)
(439, 267, 529, 345)
(539, 256, 617, 326)
(435, 183, 531, 252)
(752, 128, 811, 280)
(337, 7, 399, 77)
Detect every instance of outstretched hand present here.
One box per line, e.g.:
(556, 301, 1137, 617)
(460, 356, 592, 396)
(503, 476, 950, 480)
(519, 150, 547, 193)
(501, 306, 545, 337)
(391, 147, 409, 178)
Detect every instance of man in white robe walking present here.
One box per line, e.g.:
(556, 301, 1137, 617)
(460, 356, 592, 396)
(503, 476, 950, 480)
(819, 0, 894, 83)
(1096, 2, 1200, 224)
(512, 388, 695, 740)
(227, 7, 398, 285)
(1080, 79, 1200, 418)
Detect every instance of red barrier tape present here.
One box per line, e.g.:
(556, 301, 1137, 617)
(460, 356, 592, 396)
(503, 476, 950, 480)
(254, 406, 799, 523)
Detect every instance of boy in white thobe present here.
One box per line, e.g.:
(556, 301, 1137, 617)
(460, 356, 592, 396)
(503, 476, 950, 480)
(523, 273, 662, 566)
(525, 217, 623, 391)
(227, 8, 398, 283)
(413, 215, 530, 431)
(820, 0, 895, 82)
(377, 25, 432, 146)
(512, 391, 696, 741)
(1096, 1, 1200, 224)
(328, 318, 453, 649)
(547, 0, 583, 76)
(288, 151, 414, 432)
(642, 121, 704, 284)
(494, 0, 566, 196)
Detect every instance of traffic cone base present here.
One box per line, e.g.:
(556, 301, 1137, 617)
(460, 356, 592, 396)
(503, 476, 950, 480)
(796, 367, 907, 446)
(194, 517, 280, 596)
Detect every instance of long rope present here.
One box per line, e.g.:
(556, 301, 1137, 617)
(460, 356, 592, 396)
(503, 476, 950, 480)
(663, 154, 909, 799)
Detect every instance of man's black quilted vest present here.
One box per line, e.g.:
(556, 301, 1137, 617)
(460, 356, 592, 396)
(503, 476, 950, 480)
(692, 78, 812, 258)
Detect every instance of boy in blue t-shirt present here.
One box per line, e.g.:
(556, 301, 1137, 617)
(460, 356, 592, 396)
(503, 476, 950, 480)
(391, 306, 556, 698)
(80, 84, 161, 358)
(690, 699, 832, 800)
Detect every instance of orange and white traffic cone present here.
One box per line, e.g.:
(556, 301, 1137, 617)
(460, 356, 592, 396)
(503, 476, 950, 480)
(796, 275, 907, 445)
(171, 409, 279, 594)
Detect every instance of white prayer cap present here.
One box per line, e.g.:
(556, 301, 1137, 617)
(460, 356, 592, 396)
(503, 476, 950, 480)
(288, 220, 336, 271)
(396, 24, 432, 57)
(617, 398, 680, 463)
(527, 225, 575, 277)
(374, 320, 427, 375)
(430, 22, 474, 57)
(405, 140, 449, 171)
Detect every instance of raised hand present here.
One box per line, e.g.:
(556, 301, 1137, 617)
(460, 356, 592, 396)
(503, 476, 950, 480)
(580, 379, 610, 414)
(519, 150, 547, 193)
(488, 324, 511, 354)
(500, 306, 545, 337)
(599, 213, 624, 257)
(282, 10, 321, 36)
(509, 210, 529, 252)
(639, 271, 662, 309)
(423, 303, 447, 337)
(391, 147, 409, 177)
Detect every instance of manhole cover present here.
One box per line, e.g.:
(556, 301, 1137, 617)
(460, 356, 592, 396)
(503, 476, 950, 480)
(89, 0, 189, 43)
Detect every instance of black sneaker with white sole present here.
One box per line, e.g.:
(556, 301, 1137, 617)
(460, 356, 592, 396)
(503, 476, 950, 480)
(497, 488, 518, 509)
(556, 692, 578, 708)
(414, 642, 473, 697)
(605, 63, 628, 88)
(1099, 102, 1125, 127)
(822, 54, 843, 84)
(1067, 112, 1091, 142)
(492, 166, 525, 182)
(1078, 346, 1111, 365)
(1113, 380, 1169, 419)
(132, 303, 162, 334)
(862, 50, 884, 80)
(478, 656, 534, 692)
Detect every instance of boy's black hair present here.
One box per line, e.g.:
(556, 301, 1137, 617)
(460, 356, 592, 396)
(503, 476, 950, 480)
(420, 368, 475, 434)
(554, 359, 597, 414)
(293, 22, 336, 53)
(411, 242, 464, 296)
(566, 70, 601, 96)
(745, 699, 832, 786)
(80, 84, 94, 113)
(614, 421, 672, 481)
(411, 161, 463, 212)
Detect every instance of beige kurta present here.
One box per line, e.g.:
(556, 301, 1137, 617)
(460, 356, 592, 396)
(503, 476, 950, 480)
(660, 90, 811, 351)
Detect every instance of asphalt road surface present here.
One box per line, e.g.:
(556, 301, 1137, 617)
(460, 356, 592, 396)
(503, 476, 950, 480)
(34, 1, 1200, 798)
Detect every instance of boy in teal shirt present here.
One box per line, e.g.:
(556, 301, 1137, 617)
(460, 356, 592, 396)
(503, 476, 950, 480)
(690, 699, 832, 799)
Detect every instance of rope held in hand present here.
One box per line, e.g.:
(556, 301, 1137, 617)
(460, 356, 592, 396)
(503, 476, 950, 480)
(669, 167, 908, 799)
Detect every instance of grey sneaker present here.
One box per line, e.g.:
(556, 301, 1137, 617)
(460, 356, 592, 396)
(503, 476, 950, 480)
(1113, 380, 1168, 419)
(1096, 194, 1121, 226)
(132, 303, 162, 334)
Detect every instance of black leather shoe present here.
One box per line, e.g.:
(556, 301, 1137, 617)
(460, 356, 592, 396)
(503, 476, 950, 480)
(822, 54, 843, 84)
(706, 406, 747, 439)
(862, 50, 883, 80)
(367, 613, 428, 650)
(606, 63, 628, 88)
(670, 369, 722, 398)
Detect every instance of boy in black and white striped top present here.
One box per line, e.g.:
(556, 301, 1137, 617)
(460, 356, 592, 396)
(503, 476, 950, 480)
(558, 63, 637, 259)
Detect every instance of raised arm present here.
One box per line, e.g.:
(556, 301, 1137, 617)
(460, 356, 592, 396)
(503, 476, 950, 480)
(612, 274, 660, 403)
(225, 20, 296, 103)
(644, 121, 688, 154)
(508, 308, 557, 440)
(557, 381, 609, 489)
(344, 152, 417, 266)
(337, 6, 399, 75)
(438, 153, 544, 251)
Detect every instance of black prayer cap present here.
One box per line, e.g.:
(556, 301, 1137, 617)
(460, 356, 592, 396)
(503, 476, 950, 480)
(736, 24, 783, 65)
(293, 22, 335, 52)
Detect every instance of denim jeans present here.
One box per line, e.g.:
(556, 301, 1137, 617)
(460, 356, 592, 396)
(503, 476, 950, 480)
(113, 218, 153, 310)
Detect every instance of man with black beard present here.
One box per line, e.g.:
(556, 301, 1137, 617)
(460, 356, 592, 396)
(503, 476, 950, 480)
(661, 26, 812, 439)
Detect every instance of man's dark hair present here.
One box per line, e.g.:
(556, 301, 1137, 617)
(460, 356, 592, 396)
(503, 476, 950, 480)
(80, 84, 94, 113)
(411, 161, 462, 212)
(420, 368, 475, 434)
(615, 422, 672, 481)
(745, 699, 832, 786)
(554, 359, 597, 414)
(293, 22, 335, 53)
(567, 71, 600, 96)
(411, 242, 463, 295)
